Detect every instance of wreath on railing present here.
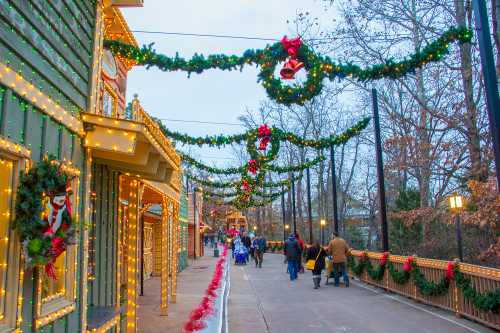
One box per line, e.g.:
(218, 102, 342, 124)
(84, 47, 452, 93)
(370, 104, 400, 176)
(12, 156, 76, 279)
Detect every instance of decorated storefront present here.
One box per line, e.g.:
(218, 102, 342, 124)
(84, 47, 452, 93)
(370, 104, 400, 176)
(0, 1, 182, 333)
(178, 191, 189, 272)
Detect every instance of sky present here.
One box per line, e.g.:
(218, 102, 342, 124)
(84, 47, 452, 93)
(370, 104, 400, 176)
(121, 0, 332, 167)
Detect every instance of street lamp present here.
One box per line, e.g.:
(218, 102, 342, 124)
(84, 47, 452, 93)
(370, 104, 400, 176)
(449, 193, 464, 261)
(320, 219, 326, 245)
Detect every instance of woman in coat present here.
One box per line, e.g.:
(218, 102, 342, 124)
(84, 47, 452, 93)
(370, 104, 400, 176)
(305, 241, 327, 289)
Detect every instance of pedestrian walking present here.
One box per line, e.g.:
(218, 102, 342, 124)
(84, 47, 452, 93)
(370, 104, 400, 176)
(305, 241, 327, 289)
(253, 235, 267, 268)
(295, 233, 305, 273)
(327, 232, 350, 287)
(241, 232, 252, 262)
(284, 234, 302, 280)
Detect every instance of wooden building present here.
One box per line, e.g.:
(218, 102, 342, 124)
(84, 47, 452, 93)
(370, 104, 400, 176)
(0, 1, 182, 333)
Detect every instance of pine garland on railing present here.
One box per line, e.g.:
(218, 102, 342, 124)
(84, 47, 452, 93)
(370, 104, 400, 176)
(348, 252, 500, 312)
(455, 268, 500, 313)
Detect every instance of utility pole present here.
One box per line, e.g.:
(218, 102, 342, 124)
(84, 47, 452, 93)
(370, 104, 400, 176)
(472, 0, 500, 190)
(330, 146, 339, 233)
(291, 176, 297, 234)
(306, 162, 313, 243)
(372, 88, 389, 252)
(281, 186, 287, 242)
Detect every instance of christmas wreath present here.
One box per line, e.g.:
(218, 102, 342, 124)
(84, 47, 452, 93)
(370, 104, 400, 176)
(13, 156, 76, 279)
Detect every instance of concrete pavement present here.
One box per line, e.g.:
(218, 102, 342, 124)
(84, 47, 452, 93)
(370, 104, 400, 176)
(137, 250, 221, 332)
(228, 253, 495, 333)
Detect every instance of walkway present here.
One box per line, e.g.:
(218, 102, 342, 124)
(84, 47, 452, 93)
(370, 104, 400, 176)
(137, 249, 220, 333)
(228, 254, 495, 333)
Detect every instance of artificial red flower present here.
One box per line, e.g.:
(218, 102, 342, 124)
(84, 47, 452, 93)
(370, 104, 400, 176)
(380, 252, 389, 266)
(403, 256, 414, 272)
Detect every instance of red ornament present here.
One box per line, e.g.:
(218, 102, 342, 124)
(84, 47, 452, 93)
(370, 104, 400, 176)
(402, 256, 414, 272)
(380, 252, 389, 266)
(241, 179, 250, 192)
(280, 58, 304, 80)
(258, 124, 271, 137)
(247, 160, 258, 175)
(446, 262, 456, 281)
(281, 36, 302, 58)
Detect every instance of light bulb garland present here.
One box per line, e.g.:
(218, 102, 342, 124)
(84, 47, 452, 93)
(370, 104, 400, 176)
(105, 27, 472, 106)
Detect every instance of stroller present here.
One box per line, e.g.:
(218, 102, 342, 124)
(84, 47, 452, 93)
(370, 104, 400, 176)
(235, 246, 248, 265)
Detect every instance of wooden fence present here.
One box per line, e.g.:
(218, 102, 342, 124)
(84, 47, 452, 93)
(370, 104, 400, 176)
(349, 250, 500, 331)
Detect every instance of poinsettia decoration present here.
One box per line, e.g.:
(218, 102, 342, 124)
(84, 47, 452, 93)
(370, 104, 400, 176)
(380, 252, 389, 266)
(258, 124, 272, 151)
(446, 261, 456, 281)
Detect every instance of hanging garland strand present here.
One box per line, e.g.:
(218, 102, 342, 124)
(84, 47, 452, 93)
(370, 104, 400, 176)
(156, 117, 370, 150)
(180, 151, 325, 175)
(105, 26, 472, 105)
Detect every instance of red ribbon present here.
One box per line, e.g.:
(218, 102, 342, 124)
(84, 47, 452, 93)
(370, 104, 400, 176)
(281, 36, 302, 58)
(45, 262, 57, 280)
(446, 262, 455, 281)
(247, 160, 258, 175)
(380, 252, 389, 266)
(403, 256, 414, 272)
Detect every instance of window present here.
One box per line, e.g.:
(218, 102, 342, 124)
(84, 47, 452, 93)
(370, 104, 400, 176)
(0, 158, 13, 321)
(35, 173, 80, 327)
(102, 90, 115, 117)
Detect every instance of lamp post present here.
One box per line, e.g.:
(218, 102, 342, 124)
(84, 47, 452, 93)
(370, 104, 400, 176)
(320, 219, 326, 245)
(449, 193, 464, 262)
(306, 163, 313, 243)
(285, 224, 290, 240)
(281, 186, 287, 242)
(291, 176, 297, 234)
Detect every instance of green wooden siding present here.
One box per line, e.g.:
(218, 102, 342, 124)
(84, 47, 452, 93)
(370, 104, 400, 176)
(89, 163, 119, 308)
(179, 193, 189, 271)
(0, 0, 96, 114)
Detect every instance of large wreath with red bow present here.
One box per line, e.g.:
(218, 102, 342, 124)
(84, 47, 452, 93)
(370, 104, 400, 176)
(13, 156, 76, 279)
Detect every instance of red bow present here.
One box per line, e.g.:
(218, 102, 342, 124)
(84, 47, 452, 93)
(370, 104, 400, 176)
(281, 36, 302, 58)
(45, 262, 57, 280)
(445, 262, 455, 281)
(402, 256, 414, 272)
(258, 124, 271, 137)
(241, 179, 250, 192)
(50, 237, 66, 258)
(247, 160, 258, 175)
(380, 252, 389, 266)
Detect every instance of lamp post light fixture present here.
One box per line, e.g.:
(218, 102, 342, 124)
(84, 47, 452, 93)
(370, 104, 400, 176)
(320, 219, 326, 245)
(449, 193, 464, 262)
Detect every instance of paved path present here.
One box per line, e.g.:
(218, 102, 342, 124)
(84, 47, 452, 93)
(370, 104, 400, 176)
(228, 253, 495, 333)
(137, 250, 220, 332)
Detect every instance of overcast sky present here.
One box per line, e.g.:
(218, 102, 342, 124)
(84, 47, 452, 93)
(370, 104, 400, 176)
(121, 0, 331, 167)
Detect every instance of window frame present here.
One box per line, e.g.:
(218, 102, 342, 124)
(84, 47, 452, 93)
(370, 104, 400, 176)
(34, 166, 81, 329)
(0, 138, 30, 333)
(101, 82, 118, 118)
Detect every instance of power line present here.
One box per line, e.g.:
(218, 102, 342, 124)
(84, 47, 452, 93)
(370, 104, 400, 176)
(158, 118, 242, 126)
(131, 30, 279, 42)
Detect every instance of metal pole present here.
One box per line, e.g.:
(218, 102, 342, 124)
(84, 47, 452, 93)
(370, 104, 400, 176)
(455, 214, 464, 262)
(291, 176, 297, 234)
(321, 225, 324, 245)
(472, 0, 500, 189)
(330, 146, 339, 233)
(281, 186, 286, 242)
(306, 162, 313, 243)
(372, 88, 389, 252)
(193, 188, 197, 260)
(140, 213, 144, 296)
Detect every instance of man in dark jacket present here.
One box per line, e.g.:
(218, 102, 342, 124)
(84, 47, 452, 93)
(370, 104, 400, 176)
(241, 232, 252, 262)
(284, 234, 302, 280)
(253, 235, 267, 268)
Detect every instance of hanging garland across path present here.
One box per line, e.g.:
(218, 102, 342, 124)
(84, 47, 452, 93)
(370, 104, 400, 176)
(157, 117, 370, 149)
(12, 156, 76, 279)
(347, 253, 500, 312)
(105, 26, 472, 106)
(180, 151, 326, 175)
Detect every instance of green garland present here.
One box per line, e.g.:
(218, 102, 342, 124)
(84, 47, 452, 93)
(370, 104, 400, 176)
(158, 117, 370, 149)
(412, 266, 450, 296)
(12, 156, 76, 268)
(455, 268, 500, 313)
(105, 26, 472, 106)
(387, 261, 411, 284)
(180, 151, 325, 175)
